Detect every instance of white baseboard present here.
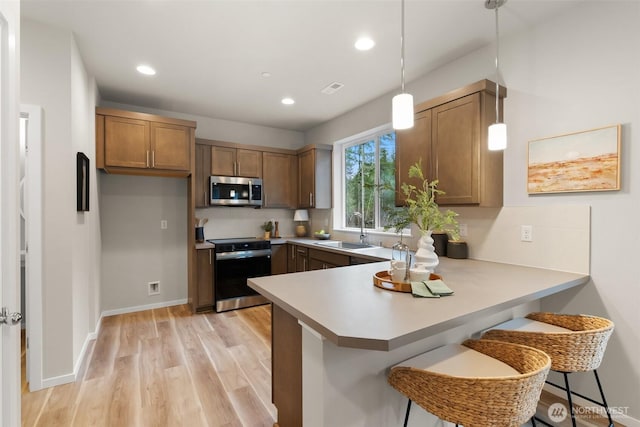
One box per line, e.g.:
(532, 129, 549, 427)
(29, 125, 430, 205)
(41, 372, 76, 389)
(39, 299, 187, 390)
(543, 384, 639, 427)
(100, 298, 188, 318)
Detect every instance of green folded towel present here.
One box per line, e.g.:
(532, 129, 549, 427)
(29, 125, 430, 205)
(410, 281, 440, 298)
(425, 279, 454, 296)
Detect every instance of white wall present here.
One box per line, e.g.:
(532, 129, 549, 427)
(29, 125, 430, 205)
(98, 102, 305, 312)
(306, 2, 639, 422)
(21, 19, 101, 384)
(100, 175, 187, 311)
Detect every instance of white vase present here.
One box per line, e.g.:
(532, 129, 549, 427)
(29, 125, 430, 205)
(414, 231, 439, 272)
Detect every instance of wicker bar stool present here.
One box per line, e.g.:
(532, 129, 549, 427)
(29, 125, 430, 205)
(482, 312, 615, 427)
(388, 339, 551, 427)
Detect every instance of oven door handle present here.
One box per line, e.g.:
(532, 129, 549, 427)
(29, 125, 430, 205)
(216, 249, 272, 260)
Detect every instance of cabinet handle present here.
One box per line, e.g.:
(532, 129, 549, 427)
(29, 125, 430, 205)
(309, 192, 313, 206)
(204, 192, 207, 205)
(152, 151, 155, 168)
(146, 150, 150, 168)
(209, 249, 212, 265)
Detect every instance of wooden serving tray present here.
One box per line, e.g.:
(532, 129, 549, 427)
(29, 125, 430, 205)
(373, 271, 442, 293)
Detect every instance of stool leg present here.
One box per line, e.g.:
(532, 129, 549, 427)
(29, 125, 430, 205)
(593, 369, 614, 427)
(563, 372, 577, 427)
(403, 399, 411, 427)
(530, 416, 537, 426)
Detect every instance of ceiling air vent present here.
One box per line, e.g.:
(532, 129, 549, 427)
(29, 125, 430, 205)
(321, 82, 344, 95)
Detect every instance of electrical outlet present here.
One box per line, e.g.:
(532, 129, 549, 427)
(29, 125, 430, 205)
(521, 225, 533, 242)
(160, 220, 168, 230)
(458, 223, 468, 238)
(148, 281, 160, 296)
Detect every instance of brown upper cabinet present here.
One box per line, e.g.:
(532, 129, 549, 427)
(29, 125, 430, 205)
(211, 145, 262, 178)
(297, 145, 332, 209)
(394, 79, 506, 207)
(194, 143, 212, 208)
(263, 152, 297, 209)
(96, 107, 196, 177)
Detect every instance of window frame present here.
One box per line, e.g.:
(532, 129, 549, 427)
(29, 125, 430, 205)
(332, 123, 408, 236)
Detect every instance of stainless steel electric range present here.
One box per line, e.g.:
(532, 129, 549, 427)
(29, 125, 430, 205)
(207, 237, 271, 312)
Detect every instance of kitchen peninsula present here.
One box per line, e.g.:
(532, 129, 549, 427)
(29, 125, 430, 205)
(248, 257, 589, 427)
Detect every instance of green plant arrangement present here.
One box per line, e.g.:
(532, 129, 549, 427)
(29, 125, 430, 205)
(261, 221, 274, 232)
(385, 160, 460, 240)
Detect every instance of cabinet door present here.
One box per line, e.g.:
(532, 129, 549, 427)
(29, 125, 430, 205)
(298, 149, 315, 208)
(196, 249, 214, 310)
(195, 144, 211, 208)
(395, 110, 431, 206)
(308, 258, 327, 271)
(211, 146, 236, 176)
(236, 149, 262, 178)
(287, 244, 296, 273)
(150, 122, 191, 171)
(271, 244, 288, 275)
(263, 152, 296, 208)
(432, 93, 480, 205)
(295, 246, 308, 272)
(104, 116, 150, 168)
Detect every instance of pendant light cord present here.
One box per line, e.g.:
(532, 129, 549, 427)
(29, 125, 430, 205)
(400, 0, 406, 93)
(494, 5, 500, 124)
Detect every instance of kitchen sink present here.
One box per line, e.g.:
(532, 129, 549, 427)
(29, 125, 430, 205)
(315, 241, 376, 249)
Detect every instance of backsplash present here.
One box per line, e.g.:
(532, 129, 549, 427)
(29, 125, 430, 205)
(195, 207, 297, 239)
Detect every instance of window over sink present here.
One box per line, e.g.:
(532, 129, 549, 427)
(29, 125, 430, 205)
(333, 124, 404, 234)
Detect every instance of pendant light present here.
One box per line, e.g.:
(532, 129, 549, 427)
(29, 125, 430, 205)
(486, 0, 507, 150)
(392, 0, 414, 130)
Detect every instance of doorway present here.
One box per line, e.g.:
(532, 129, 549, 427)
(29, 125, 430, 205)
(19, 105, 43, 392)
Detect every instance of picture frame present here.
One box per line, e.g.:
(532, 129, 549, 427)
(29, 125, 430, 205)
(527, 124, 621, 194)
(77, 152, 90, 211)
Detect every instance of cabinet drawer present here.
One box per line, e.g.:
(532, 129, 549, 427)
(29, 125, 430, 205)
(308, 248, 350, 267)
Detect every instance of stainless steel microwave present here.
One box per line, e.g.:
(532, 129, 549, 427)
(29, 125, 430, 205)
(209, 176, 263, 207)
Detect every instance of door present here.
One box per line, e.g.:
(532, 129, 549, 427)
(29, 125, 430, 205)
(298, 149, 315, 208)
(104, 116, 150, 168)
(395, 110, 431, 206)
(211, 146, 236, 176)
(235, 149, 261, 178)
(150, 122, 190, 171)
(263, 152, 295, 208)
(431, 93, 480, 205)
(1, 3, 22, 426)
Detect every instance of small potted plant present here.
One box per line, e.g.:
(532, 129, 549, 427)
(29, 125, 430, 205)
(385, 161, 459, 268)
(261, 221, 273, 239)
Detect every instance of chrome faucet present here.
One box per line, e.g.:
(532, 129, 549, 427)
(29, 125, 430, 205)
(353, 212, 368, 244)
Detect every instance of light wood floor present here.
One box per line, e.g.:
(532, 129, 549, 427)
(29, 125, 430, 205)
(21, 304, 275, 427)
(20, 304, 622, 427)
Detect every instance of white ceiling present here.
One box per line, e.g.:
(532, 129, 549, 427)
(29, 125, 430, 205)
(22, 0, 584, 131)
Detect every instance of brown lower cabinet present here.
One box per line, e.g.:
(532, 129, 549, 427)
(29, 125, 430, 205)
(195, 248, 214, 312)
(272, 304, 302, 427)
(308, 248, 350, 270)
(293, 245, 309, 272)
(271, 243, 288, 275)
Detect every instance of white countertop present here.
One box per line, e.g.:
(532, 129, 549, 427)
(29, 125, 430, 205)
(196, 236, 393, 261)
(248, 258, 589, 351)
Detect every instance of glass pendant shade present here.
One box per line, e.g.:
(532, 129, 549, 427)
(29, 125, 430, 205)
(488, 123, 507, 151)
(392, 93, 414, 130)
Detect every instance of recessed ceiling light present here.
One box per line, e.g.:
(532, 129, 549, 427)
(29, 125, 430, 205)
(355, 37, 375, 51)
(281, 97, 295, 105)
(136, 65, 156, 76)
(261, 71, 272, 78)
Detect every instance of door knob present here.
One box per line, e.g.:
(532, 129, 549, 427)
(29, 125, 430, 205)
(0, 307, 22, 326)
